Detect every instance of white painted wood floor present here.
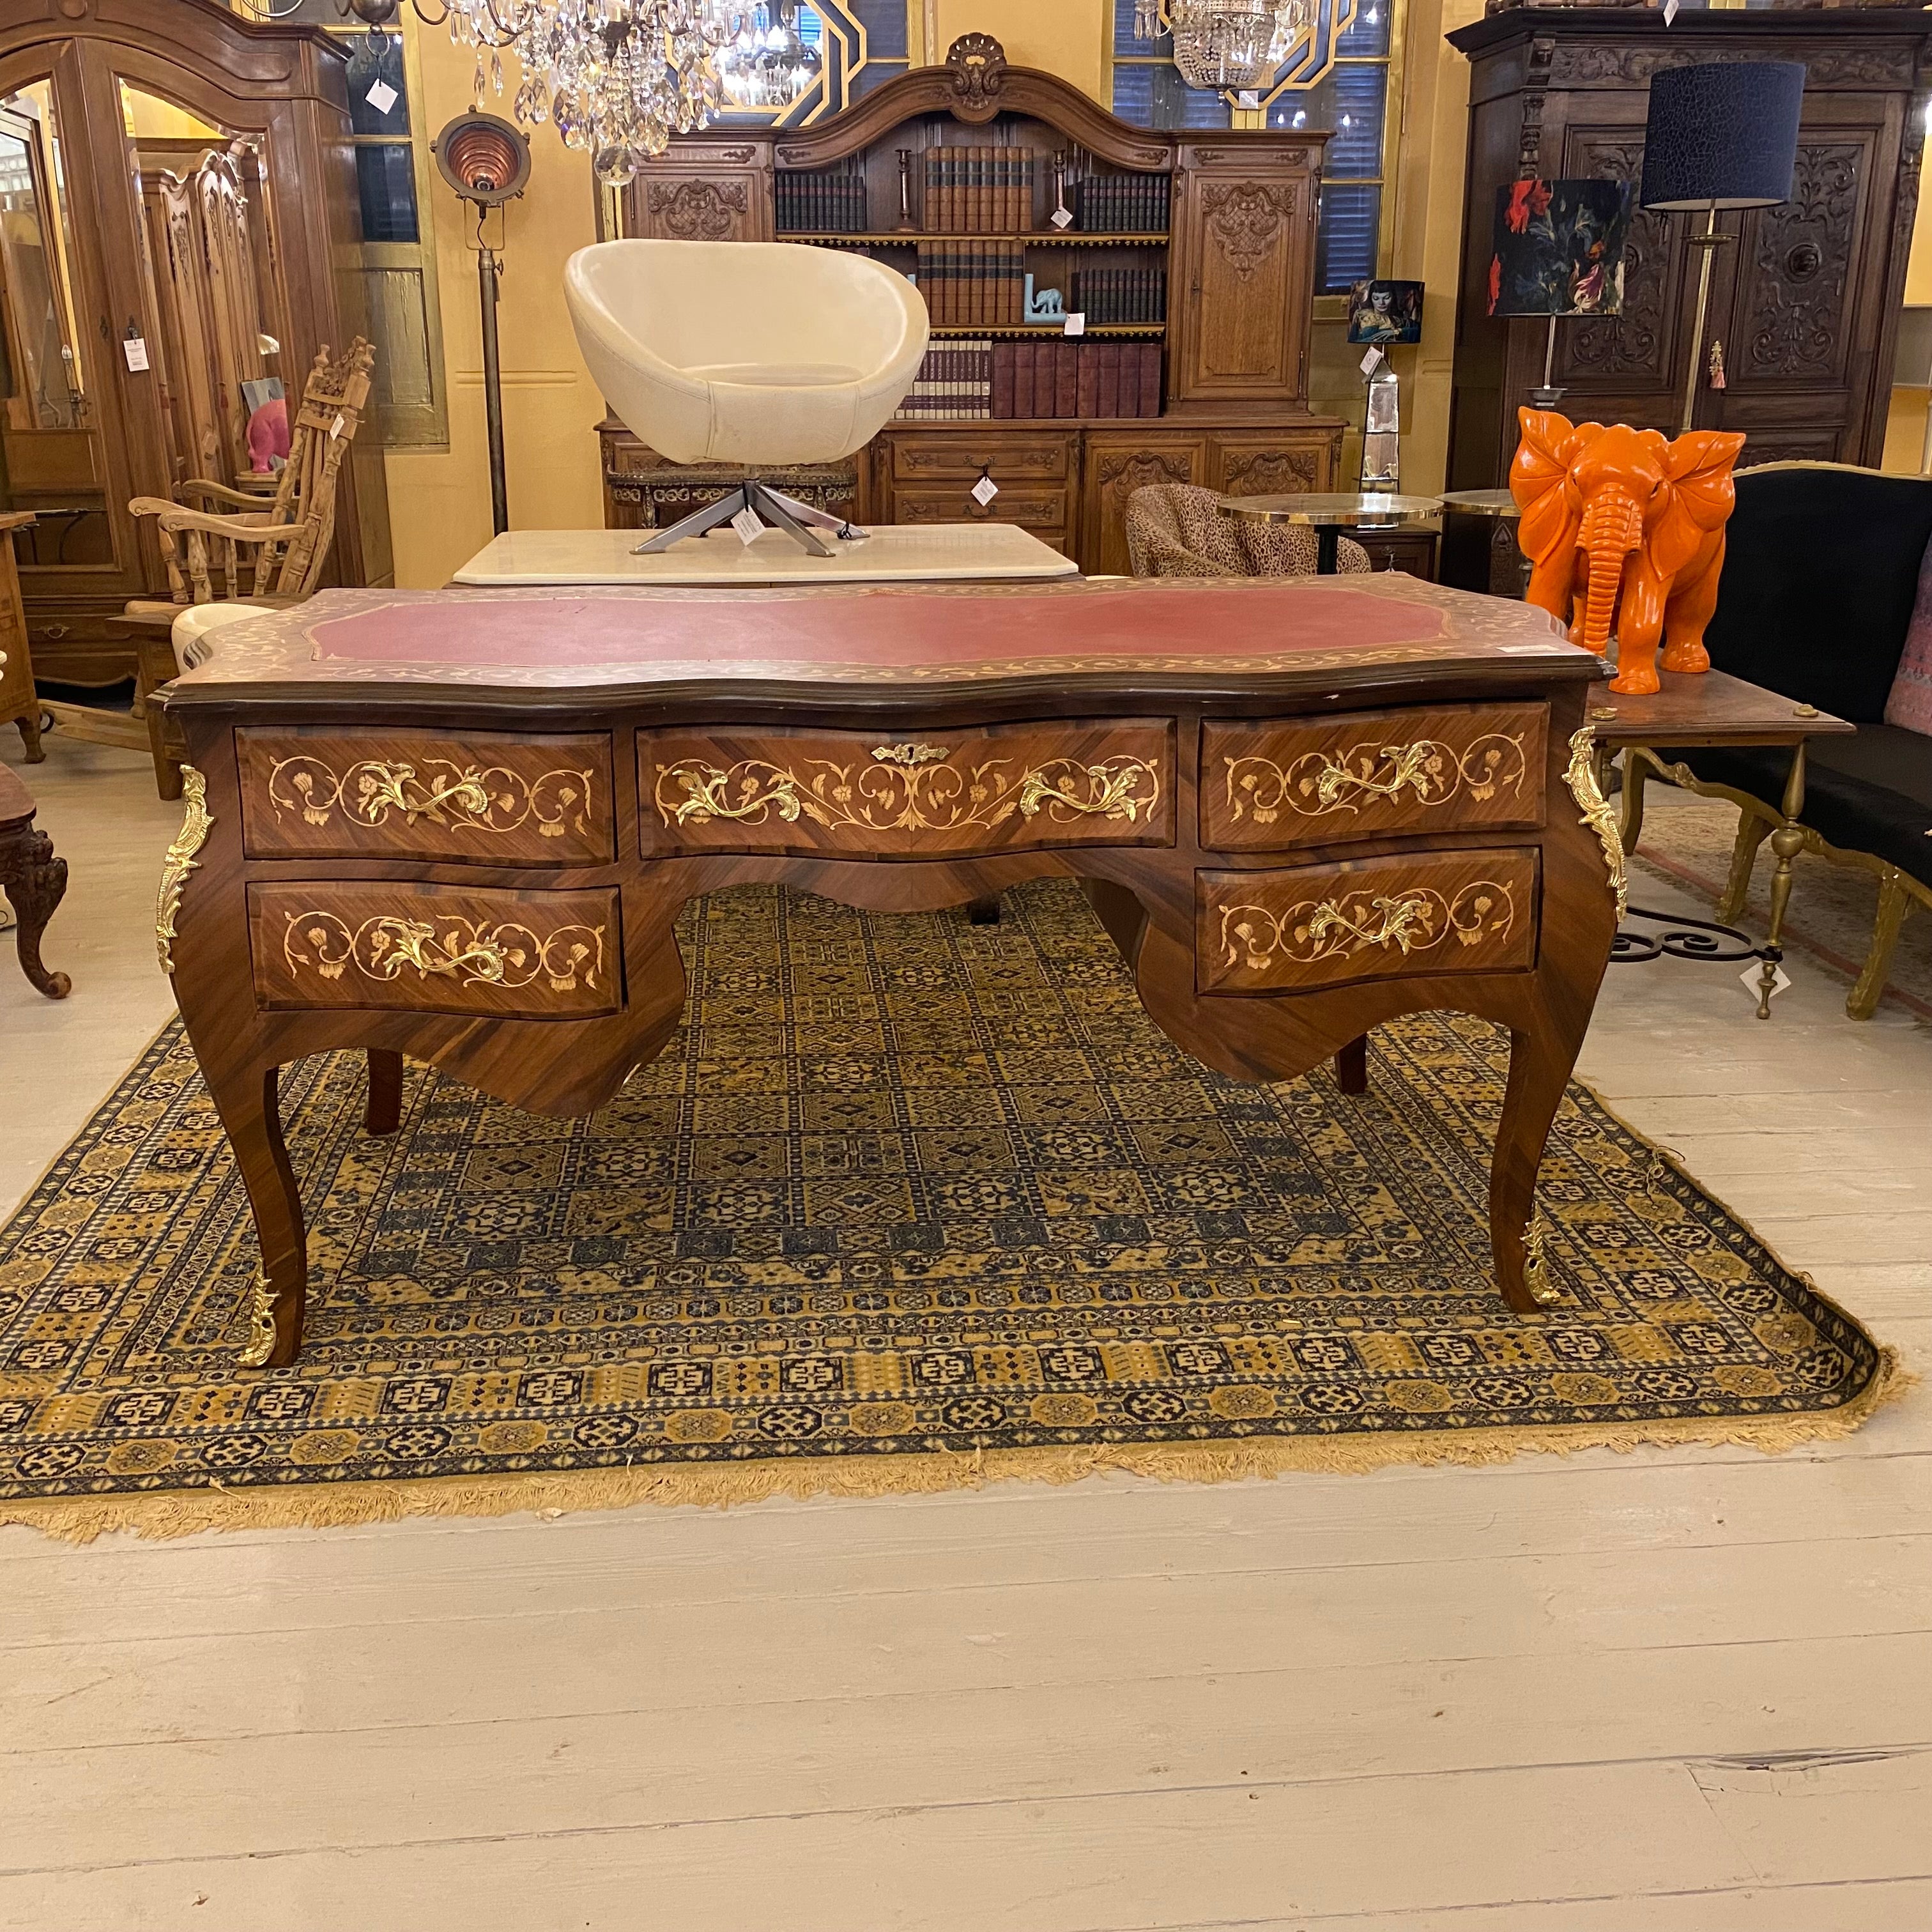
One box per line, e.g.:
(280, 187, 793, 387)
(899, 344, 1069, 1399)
(2, 735, 1928, 1932)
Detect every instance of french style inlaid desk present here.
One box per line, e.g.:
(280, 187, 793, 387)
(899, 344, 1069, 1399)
(157, 576, 1622, 1367)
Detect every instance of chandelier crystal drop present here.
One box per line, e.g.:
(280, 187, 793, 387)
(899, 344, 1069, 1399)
(1132, 0, 1312, 93)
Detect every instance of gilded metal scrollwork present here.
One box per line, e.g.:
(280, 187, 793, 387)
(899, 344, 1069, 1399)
(1224, 733, 1528, 828)
(265, 756, 595, 841)
(1522, 1213, 1558, 1308)
(238, 1266, 278, 1368)
(1218, 880, 1516, 975)
(1564, 725, 1629, 922)
(655, 751, 1163, 836)
(282, 913, 605, 993)
(156, 765, 212, 976)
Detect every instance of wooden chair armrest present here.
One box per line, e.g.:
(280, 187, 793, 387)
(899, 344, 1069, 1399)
(128, 500, 306, 544)
(177, 477, 276, 512)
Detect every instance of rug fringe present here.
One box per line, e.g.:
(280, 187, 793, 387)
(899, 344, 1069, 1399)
(2, 1346, 1910, 1545)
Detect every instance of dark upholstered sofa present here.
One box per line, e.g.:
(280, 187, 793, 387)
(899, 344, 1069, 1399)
(1625, 463, 1932, 1019)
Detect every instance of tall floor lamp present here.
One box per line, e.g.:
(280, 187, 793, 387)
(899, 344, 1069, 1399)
(1639, 61, 1804, 437)
(1489, 177, 1634, 410)
(434, 112, 532, 535)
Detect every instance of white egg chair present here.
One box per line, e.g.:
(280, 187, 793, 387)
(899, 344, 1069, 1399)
(564, 238, 930, 558)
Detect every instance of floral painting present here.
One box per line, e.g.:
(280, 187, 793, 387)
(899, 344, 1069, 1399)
(1489, 178, 1634, 318)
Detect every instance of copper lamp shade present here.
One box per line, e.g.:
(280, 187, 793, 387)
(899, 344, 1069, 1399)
(433, 113, 531, 206)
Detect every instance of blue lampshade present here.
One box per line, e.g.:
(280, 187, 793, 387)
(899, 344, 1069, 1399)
(1639, 61, 1804, 212)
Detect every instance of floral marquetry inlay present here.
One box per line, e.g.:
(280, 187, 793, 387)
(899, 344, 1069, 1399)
(653, 752, 1164, 837)
(282, 913, 606, 995)
(1218, 880, 1518, 976)
(266, 756, 596, 841)
(1224, 734, 1529, 829)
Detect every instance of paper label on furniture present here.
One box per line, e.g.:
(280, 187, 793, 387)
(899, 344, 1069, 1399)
(971, 476, 1000, 507)
(1360, 347, 1386, 377)
(1663, 0, 1678, 22)
(330, 412, 345, 439)
(1064, 312, 1085, 337)
(122, 336, 149, 372)
(365, 79, 398, 114)
(1743, 961, 1791, 1001)
(730, 505, 766, 546)
(1050, 207, 1073, 230)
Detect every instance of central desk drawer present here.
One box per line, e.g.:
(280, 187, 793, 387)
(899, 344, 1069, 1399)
(1201, 703, 1547, 851)
(1199, 847, 1538, 995)
(891, 436, 1070, 483)
(640, 720, 1172, 855)
(238, 728, 615, 865)
(250, 882, 620, 1018)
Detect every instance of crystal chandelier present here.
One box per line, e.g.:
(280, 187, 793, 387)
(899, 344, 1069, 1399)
(707, 3, 825, 114)
(1132, 0, 1312, 93)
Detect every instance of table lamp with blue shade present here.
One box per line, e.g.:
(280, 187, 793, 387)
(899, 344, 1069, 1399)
(1641, 59, 1805, 435)
(1488, 177, 1634, 411)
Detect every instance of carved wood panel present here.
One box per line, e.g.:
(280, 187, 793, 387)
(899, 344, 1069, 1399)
(1174, 174, 1306, 402)
(641, 174, 763, 243)
(250, 882, 622, 1018)
(639, 720, 1174, 857)
(1084, 436, 1209, 576)
(1197, 847, 1540, 995)
(1731, 141, 1865, 389)
(891, 487, 1071, 536)
(1558, 134, 1678, 390)
(1211, 436, 1333, 499)
(238, 728, 616, 864)
(1200, 703, 1549, 852)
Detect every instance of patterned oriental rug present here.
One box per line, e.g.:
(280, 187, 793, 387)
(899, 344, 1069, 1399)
(0, 881, 1896, 1542)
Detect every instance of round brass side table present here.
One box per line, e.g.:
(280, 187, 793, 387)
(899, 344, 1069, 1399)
(1218, 491, 1445, 574)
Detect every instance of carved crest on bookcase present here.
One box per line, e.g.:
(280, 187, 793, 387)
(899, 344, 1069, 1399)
(1551, 45, 1915, 91)
(1560, 141, 1670, 384)
(1202, 182, 1287, 281)
(946, 33, 1007, 123)
(1745, 144, 1860, 381)
(647, 178, 748, 240)
(1222, 448, 1317, 497)
(1098, 448, 1196, 493)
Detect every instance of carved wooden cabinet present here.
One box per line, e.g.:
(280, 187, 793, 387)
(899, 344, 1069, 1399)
(602, 38, 1344, 573)
(1446, 10, 1932, 486)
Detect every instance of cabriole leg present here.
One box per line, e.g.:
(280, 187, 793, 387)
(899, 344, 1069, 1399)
(208, 1064, 307, 1368)
(1334, 1033, 1368, 1095)
(4, 826, 70, 999)
(1847, 873, 1912, 1023)
(1718, 809, 1772, 924)
(1490, 1018, 1579, 1315)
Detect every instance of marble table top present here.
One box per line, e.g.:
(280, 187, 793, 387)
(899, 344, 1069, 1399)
(452, 523, 1080, 587)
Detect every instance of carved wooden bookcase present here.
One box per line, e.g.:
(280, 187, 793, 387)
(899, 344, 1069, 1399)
(603, 36, 1346, 574)
(1446, 8, 1932, 489)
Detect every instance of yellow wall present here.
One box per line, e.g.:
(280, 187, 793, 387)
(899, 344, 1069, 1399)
(383, 18, 605, 588)
(924, 2, 1107, 101)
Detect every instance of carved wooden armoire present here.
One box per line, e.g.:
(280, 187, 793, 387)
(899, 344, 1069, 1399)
(1446, 7, 1932, 489)
(0, 0, 389, 690)
(604, 37, 1346, 576)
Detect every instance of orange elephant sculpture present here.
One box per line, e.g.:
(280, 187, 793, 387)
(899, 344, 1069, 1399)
(1508, 408, 1745, 696)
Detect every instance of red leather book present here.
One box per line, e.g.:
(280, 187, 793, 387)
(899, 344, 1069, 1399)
(1077, 344, 1100, 418)
(991, 341, 1014, 420)
(1053, 342, 1078, 418)
(1097, 343, 1119, 418)
(1140, 342, 1163, 418)
(1013, 341, 1035, 419)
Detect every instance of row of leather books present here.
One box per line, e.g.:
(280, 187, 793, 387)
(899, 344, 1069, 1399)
(1075, 172, 1170, 233)
(915, 242, 1026, 327)
(775, 164, 867, 234)
(993, 341, 1164, 420)
(923, 147, 1038, 232)
(891, 341, 1164, 421)
(893, 339, 994, 420)
(1067, 267, 1167, 327)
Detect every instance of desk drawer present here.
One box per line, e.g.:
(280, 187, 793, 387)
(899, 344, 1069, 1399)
(891, 487, 1070, 537)
(891, 434, 1070, 483)
(1199, 848, 1538, 995)
(250, 882, 620, 1018)
(1201, 703, 1546, 852)
(238, 729, 615, 865)
(641, 719, 1172, 856)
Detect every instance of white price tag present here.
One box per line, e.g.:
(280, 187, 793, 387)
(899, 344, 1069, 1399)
(1050, 206, 1073, 230)
(122, 335, 149, 372)
(1742, 961, 1791, 1002)
(1359, 346, 1386, 377)
(330, 411, 346, 440)
(730, 505, 765, 546)
(1236, 90, 1261, 110)
(365, 79, 399, 115)
(1662, 0, 1679, 22)
(1063, 312, 1086, 337)
(970, 475, 999, 507)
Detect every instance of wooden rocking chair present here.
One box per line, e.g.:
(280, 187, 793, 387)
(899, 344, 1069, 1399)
(125, 337, 374, 797)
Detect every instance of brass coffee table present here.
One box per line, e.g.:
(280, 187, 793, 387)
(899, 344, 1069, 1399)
(1219, 491, 1444, 574)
